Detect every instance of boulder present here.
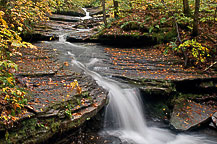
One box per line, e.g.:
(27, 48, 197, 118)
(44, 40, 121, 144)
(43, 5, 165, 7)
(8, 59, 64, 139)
(0, 41, 108, 144)
(49, 14, 80, 22)
(211, 112, 217, 128)
(170, 100, 216, 131)
(54, 7, 86, 17)
(87, 7, 103, 16)
(140, 86, 172, 101)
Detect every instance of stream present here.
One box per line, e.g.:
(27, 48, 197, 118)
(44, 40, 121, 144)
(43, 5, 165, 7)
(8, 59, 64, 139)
(37, 35, 217, 144)
(34, 9, 217, 144)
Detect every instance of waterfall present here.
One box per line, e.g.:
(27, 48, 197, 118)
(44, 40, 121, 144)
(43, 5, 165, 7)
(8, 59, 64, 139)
(81, 8, 92, 20)
(59, 34, 66, 43)
(68, 52, 216, 144)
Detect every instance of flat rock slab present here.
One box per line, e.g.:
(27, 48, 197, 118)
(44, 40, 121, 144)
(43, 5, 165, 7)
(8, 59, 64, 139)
(212, 112, 217, 128)
(103, 48, 217, 81)
(20, 71, 104, 114)
(87, 7, 103, 16)
(14, 47, 61, 76)
(49, 14, 80, 22)
(0, 40, 108, 143)
(170, 100, 216, 131)
(67, 30, 98, 42)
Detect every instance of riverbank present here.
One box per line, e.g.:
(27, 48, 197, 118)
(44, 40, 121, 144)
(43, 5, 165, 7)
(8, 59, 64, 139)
(0, 5, 216, 143)
(0, 38, 107, 143)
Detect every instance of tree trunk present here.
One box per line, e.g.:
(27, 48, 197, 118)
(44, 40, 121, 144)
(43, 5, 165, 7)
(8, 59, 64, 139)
(102, 0, 107, 26)
(129, 0, 132, 8)
(113, 0, 119, 18)
(183, 0, 191, 17)
(192, 0, 200, 36)
(214, 7, 217, 24)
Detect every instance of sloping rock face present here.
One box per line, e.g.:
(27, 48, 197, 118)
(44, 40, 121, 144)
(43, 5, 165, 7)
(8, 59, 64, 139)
(170, 101, 216, 131)
(87, 7, 103, 16)
(49, 14, 80, 22)
(212, 112, 217, 128)
(53, 7, 86, 17)
(0, 42, 107, 143)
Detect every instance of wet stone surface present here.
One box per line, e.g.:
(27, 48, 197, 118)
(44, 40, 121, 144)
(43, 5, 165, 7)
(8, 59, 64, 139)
(4, 10, 216, 143)
(170, 100, 216, 131)
(102, 48, 217, 81)
(0, 37, 108, 143)
(211, 112, 217, 128)
(49, 14, 80, 22)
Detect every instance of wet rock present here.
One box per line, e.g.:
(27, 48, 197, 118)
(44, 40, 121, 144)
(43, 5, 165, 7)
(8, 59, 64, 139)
(87, 7, 103, 16)
(66, 30, 99, 43)
(174, 78, 217, 94)
(54, 7, 86, 17)
(140, 86, 172, 101)
(0, 40, 108, 144)
(73, 19, 101, 29)
(22, 33, 59, 42)
(49, 14, 80, 22)
(211, 112, 217, 128)
(98, 34, 155, 46)
(209, 122, 216, 129)
(170, 101, 216, 131)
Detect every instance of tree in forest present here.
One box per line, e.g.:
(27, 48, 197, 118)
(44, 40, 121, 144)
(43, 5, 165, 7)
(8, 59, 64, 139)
(113, 0, 119, 18)
(102, 0, 107, 26)
(192, 0, 200, 36)
(183, 0, 191, 17)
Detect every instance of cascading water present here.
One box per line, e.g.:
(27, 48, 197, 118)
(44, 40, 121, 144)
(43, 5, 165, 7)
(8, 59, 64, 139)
(68, 52, 216, 144)
(81, 8, 92, 20)
(45, 10, 216, 143)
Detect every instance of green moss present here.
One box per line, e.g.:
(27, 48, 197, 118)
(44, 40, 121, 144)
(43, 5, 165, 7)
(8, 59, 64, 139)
(121, 21, 141, 31)
(171, 93, 203, 105)
(151, 28, 176, 43)
(51, 120, 60, 133)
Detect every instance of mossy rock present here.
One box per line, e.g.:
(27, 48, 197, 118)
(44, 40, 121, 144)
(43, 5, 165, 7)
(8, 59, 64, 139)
(121, 21, 141, 31)
(152, 28, 177, 43)
(54, 6, 85, 17)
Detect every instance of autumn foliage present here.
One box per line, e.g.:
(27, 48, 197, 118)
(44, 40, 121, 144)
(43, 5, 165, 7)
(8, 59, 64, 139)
(0, 0, 52, 124)
(0, 0, 86, 125)
(101, 0, 216, 68)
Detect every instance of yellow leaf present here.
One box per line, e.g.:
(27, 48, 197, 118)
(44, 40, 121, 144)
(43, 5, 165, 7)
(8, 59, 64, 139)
(7, 77, 14, 85)
(76, 86, 82, 94)
(17, 90, 22, 96)
(18, 27, 23, 31)
(70, 82, 76, 89)
(74, 79, 78, 86)
(64, 62, 69, 66)
(0, 11, 5, 16)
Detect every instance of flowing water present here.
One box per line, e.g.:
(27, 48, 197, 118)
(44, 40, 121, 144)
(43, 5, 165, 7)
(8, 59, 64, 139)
(69, 54, 216, 144)
(48, 34, 216, 143)
(41, 9, 217, 144)
(81, 8, 92, 20)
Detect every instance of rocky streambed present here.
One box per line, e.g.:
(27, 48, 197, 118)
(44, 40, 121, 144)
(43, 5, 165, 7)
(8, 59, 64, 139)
(1, 8, 217, 144)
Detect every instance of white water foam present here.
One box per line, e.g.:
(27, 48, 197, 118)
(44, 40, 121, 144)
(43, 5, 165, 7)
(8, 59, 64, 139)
(68, 52, 216, 144)
(86, 58, 100, 67)
(81, 8, 92, 20)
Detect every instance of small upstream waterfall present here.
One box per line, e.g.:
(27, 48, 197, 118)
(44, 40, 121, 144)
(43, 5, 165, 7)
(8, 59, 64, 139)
(81, 8, 92, 20)
(53, 19, 216, 143)
(67, 51, 215, 144)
